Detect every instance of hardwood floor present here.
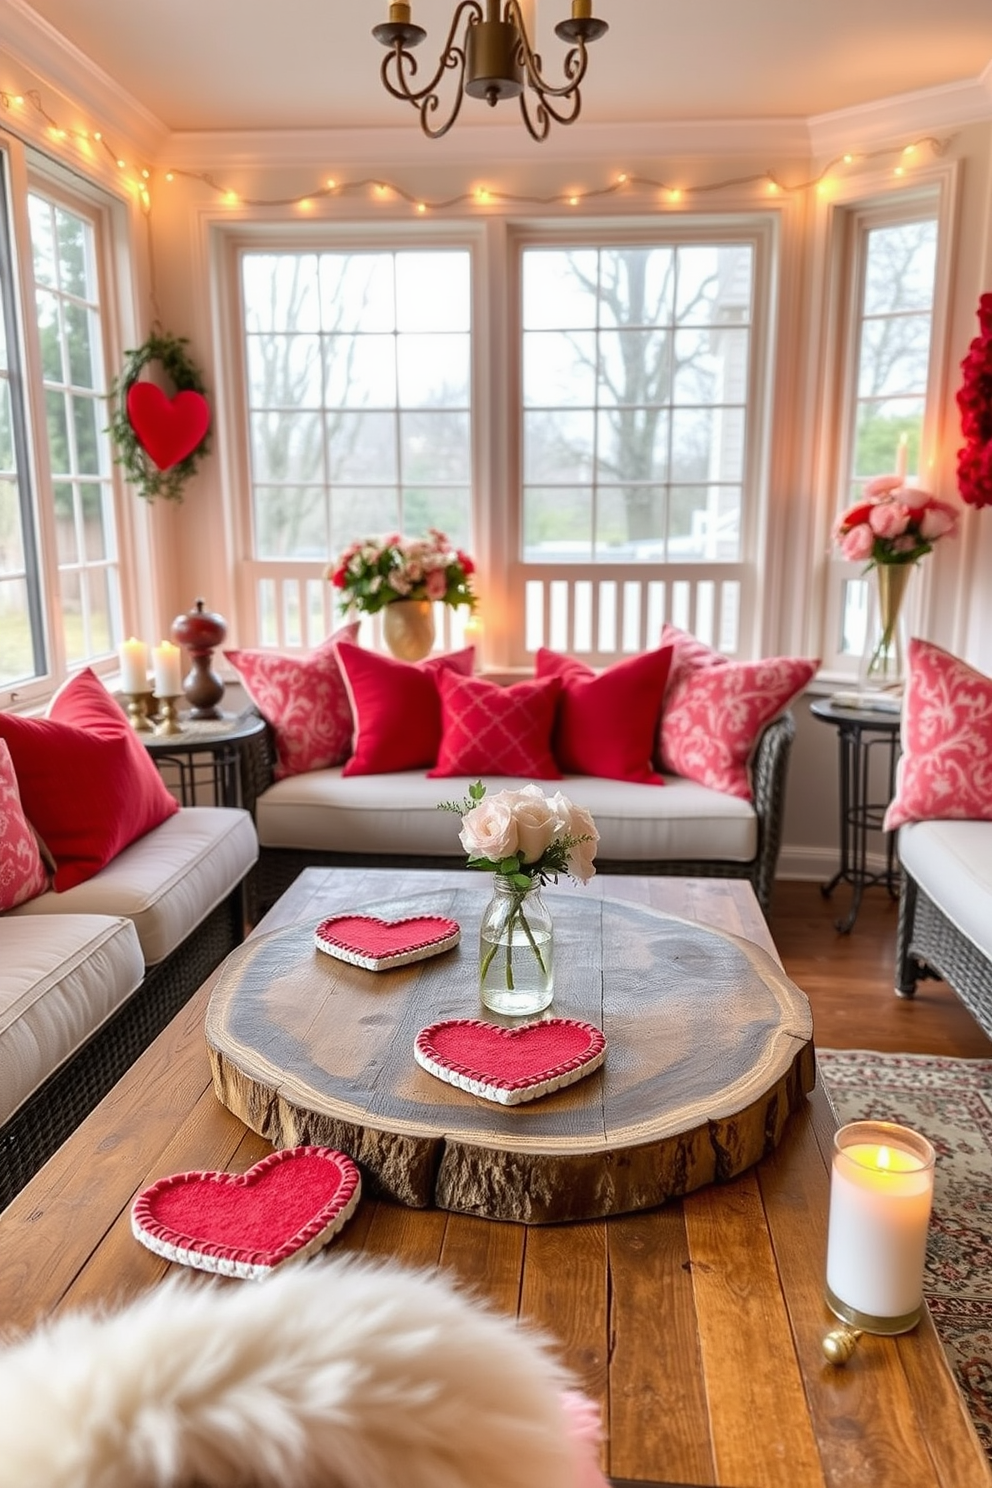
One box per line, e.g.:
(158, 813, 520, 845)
(768, 879, 992, 1058)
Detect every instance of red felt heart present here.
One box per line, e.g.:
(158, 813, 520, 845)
(315, 913, 460, 971)
(126, 381, 210, 471)
(131, 1146, 361, 1279)
(415, 1017, 606, 1106)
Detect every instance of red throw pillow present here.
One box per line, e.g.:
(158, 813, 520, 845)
(428, 671, 563, 779)
(0, 738, 50, 910)
(225, 622, 359, 779)
(536, 646, 672, 783)
(337, 644, 475, 776)
(0, 667, 180, 891)
(884, 639, 992, 830)
(657, 625, 818, 800)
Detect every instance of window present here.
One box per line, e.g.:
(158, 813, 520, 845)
(827, 198, 941, 673)
(0, 135, 125, 701)
(232, 221, 771, 665)
(240, 246, 473, 648)
(515, 229, 767, 663)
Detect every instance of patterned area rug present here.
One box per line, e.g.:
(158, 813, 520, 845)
(818, 1049, 992, 1460)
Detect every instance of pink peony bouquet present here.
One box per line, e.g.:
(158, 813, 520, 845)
(327, 529, 476, 616)
(832, 478, 958, 568)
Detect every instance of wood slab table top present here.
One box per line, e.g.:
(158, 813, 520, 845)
(0, 870, 988, 1488)
(205, 879, 815, 1222)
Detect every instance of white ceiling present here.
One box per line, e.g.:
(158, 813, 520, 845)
(14, 0, 992, 136)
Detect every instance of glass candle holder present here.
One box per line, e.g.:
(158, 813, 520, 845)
(825, 1119, 935, 1335)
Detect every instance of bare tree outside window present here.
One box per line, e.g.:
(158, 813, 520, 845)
(242, 249, 473, 566)
(522, 242, 753, 564)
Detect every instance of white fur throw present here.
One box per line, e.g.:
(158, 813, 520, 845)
(0, 1254, 607, 1488)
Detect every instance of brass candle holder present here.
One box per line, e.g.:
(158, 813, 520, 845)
(153, 696, 184, 736)
(124, 693, 153, 732)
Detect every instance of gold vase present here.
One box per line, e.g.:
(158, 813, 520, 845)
(381, 599, 436, 662)
(859, 564, 911, 692)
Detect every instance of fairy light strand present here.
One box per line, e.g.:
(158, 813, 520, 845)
(0, 82, 951, 216)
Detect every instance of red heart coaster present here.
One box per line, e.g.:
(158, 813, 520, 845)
(315, 913, 460, 971)
(131, 1146, 361, 1279)
(126, 382, 211, 471)
(414, 1018, 606, 1106)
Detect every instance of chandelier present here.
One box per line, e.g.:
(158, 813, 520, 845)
(372, 0, 609, 143)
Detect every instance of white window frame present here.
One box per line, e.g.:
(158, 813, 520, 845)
(816, 168, 957, 680)
(217, 213, 778, 669)
(0, 129, 138, 709)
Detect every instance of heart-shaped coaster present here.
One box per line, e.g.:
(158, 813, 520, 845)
(126, 382, 211, 471)
(131, 1146, 361, 1280)
(315, 913, 460, 971)
(414, 1017, 607, 1106)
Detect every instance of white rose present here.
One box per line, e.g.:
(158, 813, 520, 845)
(551, 793, 599, 882)
(508, 787, 561, 864)
(459, 795, 519, 862)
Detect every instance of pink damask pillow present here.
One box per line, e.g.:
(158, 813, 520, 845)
(225, 622, 360, 780)
(0, 739, 49, 910)
(657, 625, 818, 800)
(884, 639, 992, 830)
(428, 671, 563, 779)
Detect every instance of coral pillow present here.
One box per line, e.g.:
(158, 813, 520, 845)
(0, 668, 180, 891)
(337, 644, 475, 776)
(884, 639, 992, 831)
(0, 739, 50, 910)
(536, 646, 672, 783)
(657, 625, 818, 800)
(225, 622, 359, 780)
(429, 671, 562, 779)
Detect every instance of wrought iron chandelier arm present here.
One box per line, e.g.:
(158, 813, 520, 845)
(379, 0, 482, 107)
(504, 0, 590, 99)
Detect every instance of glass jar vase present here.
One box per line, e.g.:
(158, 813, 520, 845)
(479, 875, 554, 1017)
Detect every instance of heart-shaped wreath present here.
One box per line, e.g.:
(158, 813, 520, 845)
(956, 292, 992, 510)
(107, 329, 211, 502)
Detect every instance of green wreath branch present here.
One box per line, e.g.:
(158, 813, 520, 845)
(107, 331, 211, 503)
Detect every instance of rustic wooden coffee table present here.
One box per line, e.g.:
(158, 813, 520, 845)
(0, 869, 987, 1488)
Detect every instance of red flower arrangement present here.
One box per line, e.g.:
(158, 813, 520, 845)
(833, 478, 958, 567)
(327, 529, 476, 616)
(956, 291, 992, 509)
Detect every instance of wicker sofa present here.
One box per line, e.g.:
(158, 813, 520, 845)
(0, 806, 258, 1208)
(242, 712, 796, 921)
(895, 820, 992, 1035)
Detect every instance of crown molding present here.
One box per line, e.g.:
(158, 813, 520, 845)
(809, 68, 992, 157)
(161, 116, 815, 174)
(0, 0, 167, 160)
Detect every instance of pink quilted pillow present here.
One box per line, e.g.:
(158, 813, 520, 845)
(225, 622, 359, 780)
(657, 626, 818, 800)
(428, 671, 563, 779)
(884, 639, 992, 830)
(0, 739, 49, 910)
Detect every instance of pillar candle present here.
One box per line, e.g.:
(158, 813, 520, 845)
(825, 1120, 935, 1331)
(119, 637, 149, 694)
(152, 640, 183, 698)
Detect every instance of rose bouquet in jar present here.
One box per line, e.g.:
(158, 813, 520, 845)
(439, 782, 598, 1017)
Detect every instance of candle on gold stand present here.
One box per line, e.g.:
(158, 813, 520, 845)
(123, 693, 153, 732)
(153, 696, 183, 736)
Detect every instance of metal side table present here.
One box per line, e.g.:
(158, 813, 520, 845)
(142, 712, 267, 809)
(810, 697, 902, 934)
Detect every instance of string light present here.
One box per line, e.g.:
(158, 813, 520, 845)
(0, 77, 952, 222)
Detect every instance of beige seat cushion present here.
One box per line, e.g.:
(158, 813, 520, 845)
(256, 770, 758, 864)
(0, 915, 144, 1124)
(11, 808, 258, 965)
(898, 821, 992, 963)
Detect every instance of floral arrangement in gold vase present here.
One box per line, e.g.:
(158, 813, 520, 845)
(327, 529, 476, 661)
(832, 456, 958, 691)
